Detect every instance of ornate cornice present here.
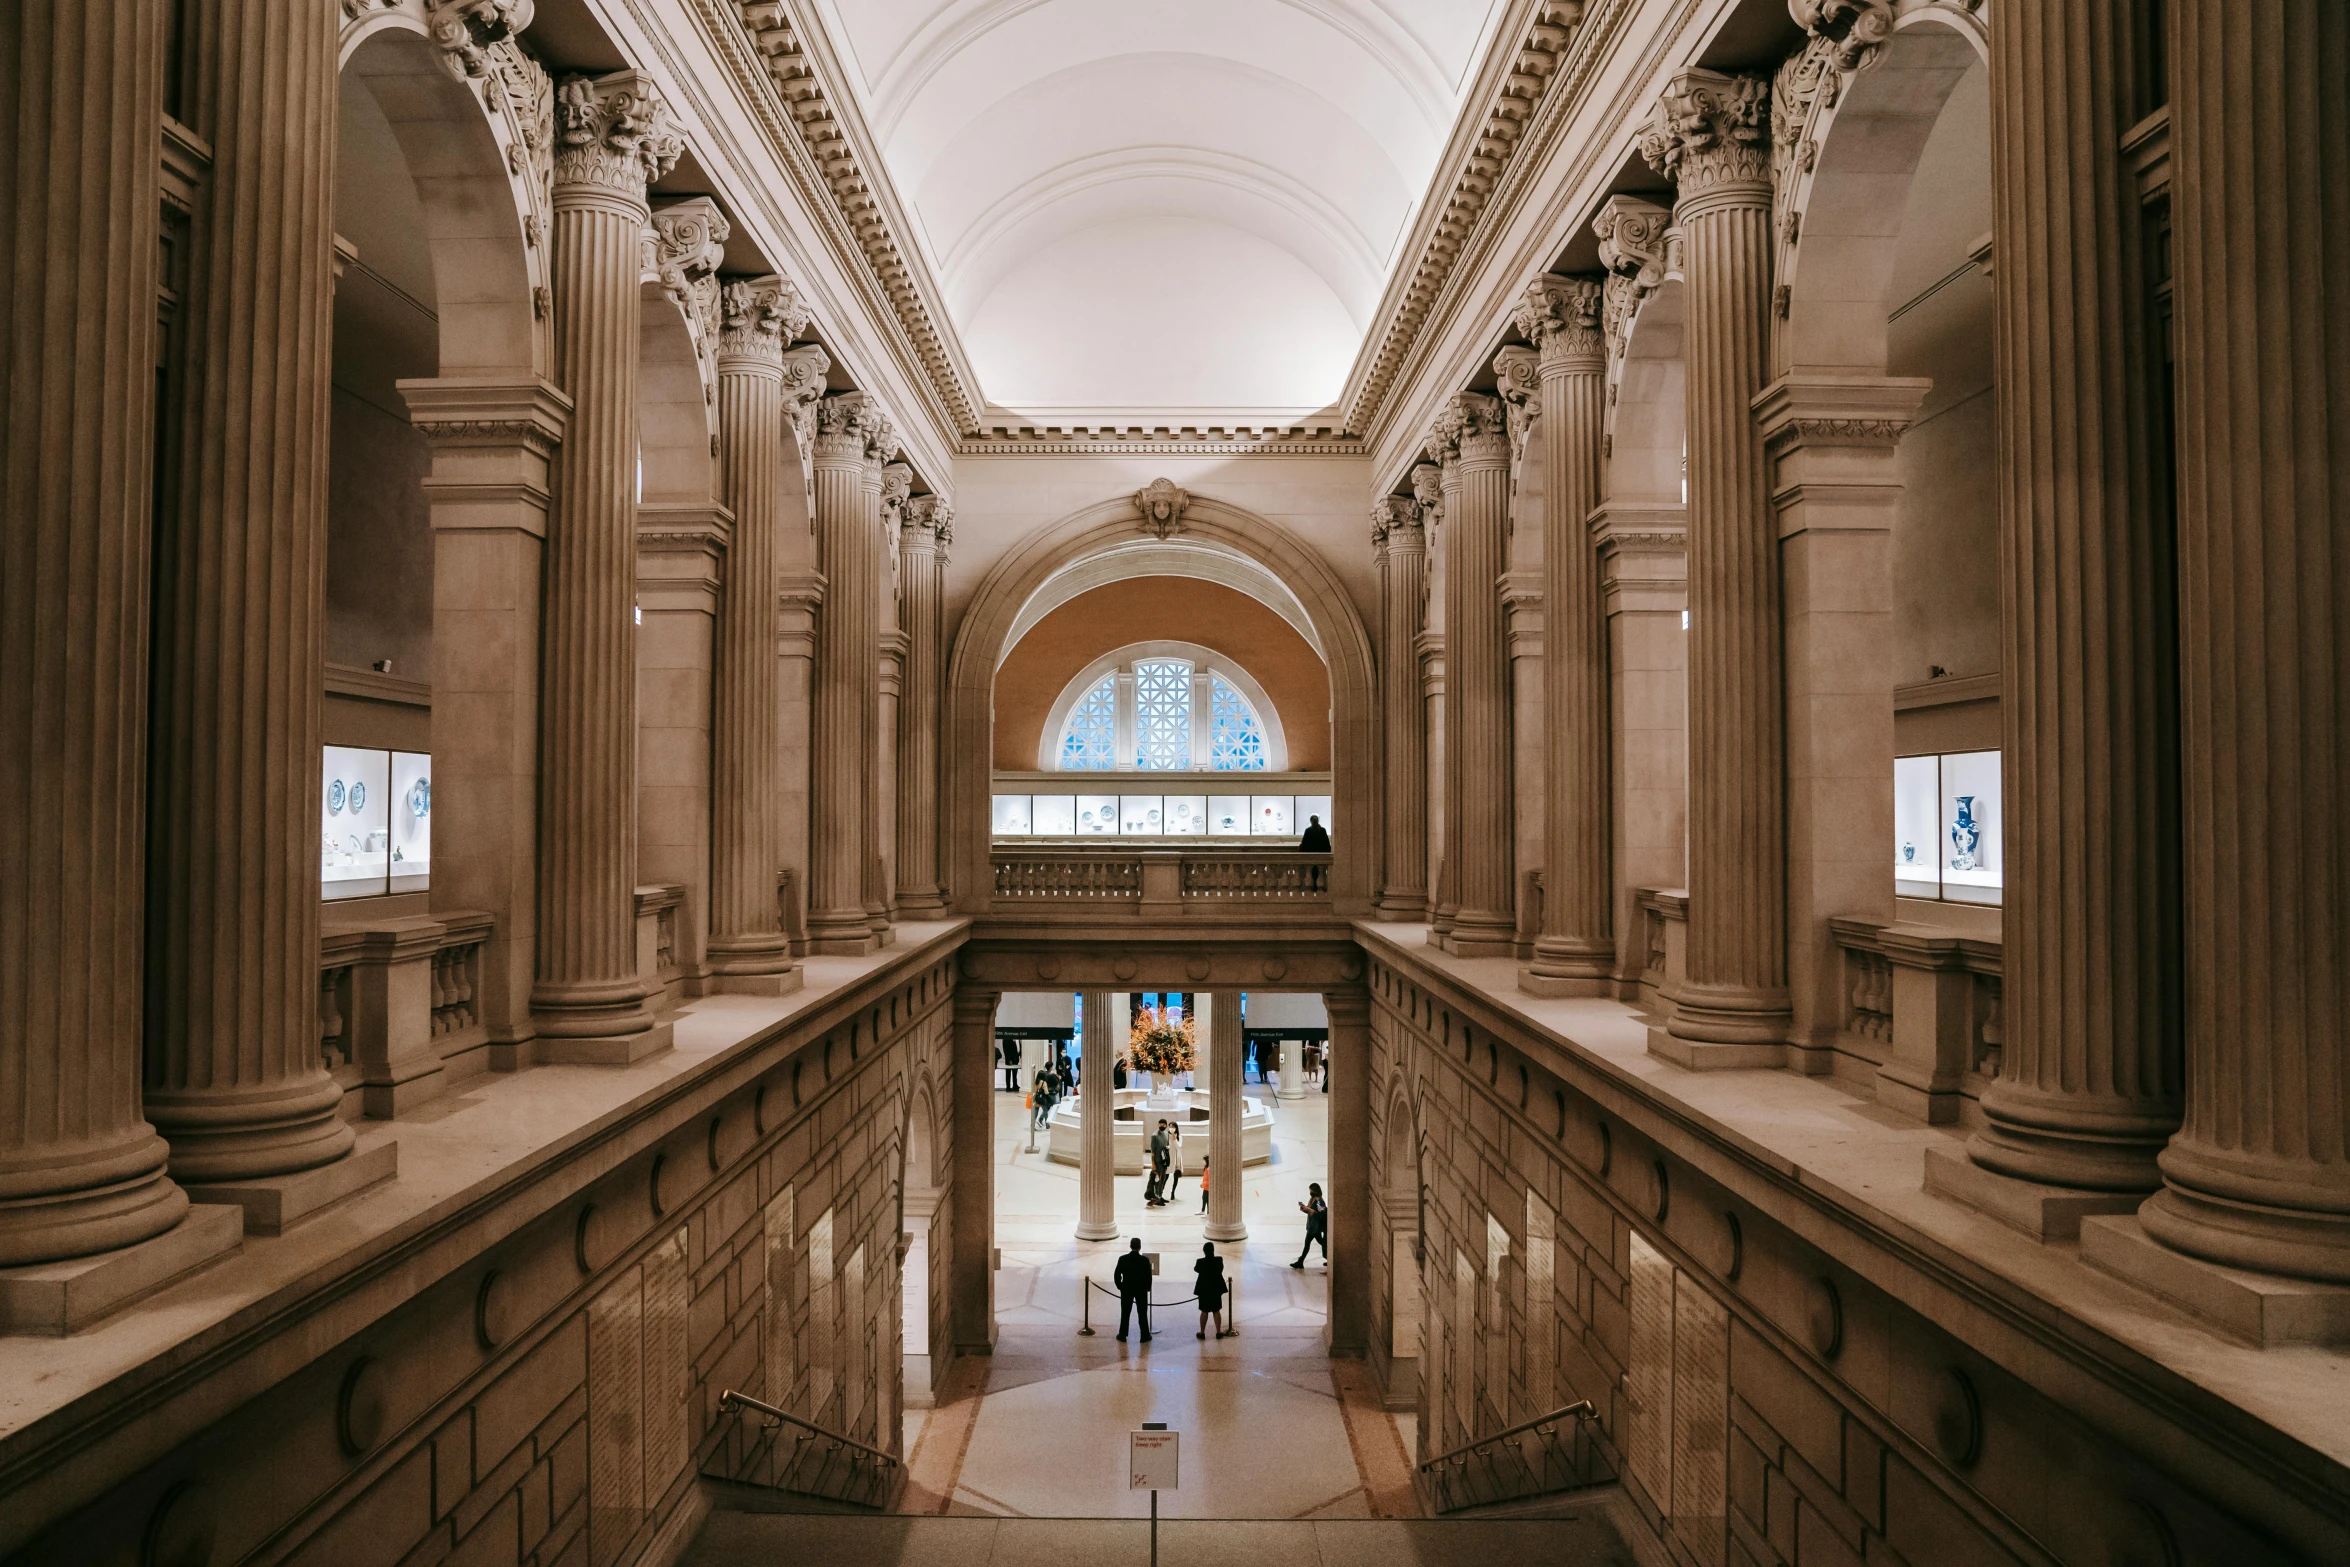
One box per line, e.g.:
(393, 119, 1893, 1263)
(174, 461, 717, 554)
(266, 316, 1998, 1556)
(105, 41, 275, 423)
(720, 0, 981, 433)
(1339, 0, 1608, 437)
(1515, 273, 1606, 370)
(717, 275, 807, 366)
(1638, 68, 1772, 195)
(1491, 345, 1542, 463)
(553, 71, 684, 201)
(952, 425, 1363, 457)
(1133, 478, 1191, 541)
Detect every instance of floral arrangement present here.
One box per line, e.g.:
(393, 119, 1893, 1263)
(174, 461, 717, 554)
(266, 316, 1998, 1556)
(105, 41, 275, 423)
(1124, 1005, 1196, 1077)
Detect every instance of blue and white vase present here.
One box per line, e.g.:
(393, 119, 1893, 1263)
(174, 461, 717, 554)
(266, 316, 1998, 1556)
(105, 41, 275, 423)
(1949, 796, 1981, 873)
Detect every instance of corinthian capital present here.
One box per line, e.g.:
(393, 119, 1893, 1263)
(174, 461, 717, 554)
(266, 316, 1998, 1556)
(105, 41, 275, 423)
(647, 198, 728, 354)
(1513, 273, 1605, 368)
(1638, 68, 1771, 195)
(905, 495, 954, 560)
(1593, 195, 1673, 362)
(1492, 346, 1541, 463)
(553, 71, 684, 201)
(779, 344, 830, 447)
(1430, 390, 1507, 466)
(427, 0, 533, 80)
(1409, 462, 1445, 530)
(1370, 495, 1422, 553)
(1791, 0, 1895, 71)
(717, 275, 808, 366)
(859, 397, 901, 465)
(881, 463, 914, 523)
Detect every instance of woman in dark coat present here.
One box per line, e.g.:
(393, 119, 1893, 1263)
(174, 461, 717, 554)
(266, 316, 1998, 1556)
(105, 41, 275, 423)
(1193, 1242, 1231, 1339)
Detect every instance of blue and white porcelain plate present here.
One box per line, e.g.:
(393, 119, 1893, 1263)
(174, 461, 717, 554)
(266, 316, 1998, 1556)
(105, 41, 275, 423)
(327, 778, 345, 814)
(410, 777, 431, 818)
(349, 781, 367, 813)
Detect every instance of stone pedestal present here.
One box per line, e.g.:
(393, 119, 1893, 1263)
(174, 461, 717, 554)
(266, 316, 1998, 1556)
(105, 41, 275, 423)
(145, 0, 356, 1180)
(1372, 499, 1430, 918)
(1205, 993, 1247, 1241)
(706, 278, 806, 994)
(895, 498, 953, 915)
(0, 0, 193, 1267)
(341, 917, 450, 1118)
(2135, 0, 2350, 1286)
(1278, 1040, 1305, 1102)
(1516, 276, 1615, 995)
(1962, 0, 2182, 1200)
(530, 71, 683, 1055)
(1430, 394, 1516, 956)
(1077, 990, 1118, 1241)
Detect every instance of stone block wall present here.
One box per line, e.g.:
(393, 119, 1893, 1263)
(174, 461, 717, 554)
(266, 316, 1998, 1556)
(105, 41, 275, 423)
(1364, 953, 2329, 1566)
(8, 953, 958, 1567)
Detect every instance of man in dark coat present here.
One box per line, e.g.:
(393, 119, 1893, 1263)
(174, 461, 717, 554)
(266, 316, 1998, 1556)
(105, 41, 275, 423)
(1146, 1120, 1172, 1206)
(1113, 1238, 1154, 1342)
(1298, 814, 1331, 853)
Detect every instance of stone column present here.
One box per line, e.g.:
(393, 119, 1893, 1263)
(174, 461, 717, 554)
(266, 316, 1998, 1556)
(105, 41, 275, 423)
(806, 392, 887, 952)
(1325, 986, 1372, 1355)
(528, 72, 682, 1057)
(2136, 0, 2350, 1283)
(864, 455, 907, 943)
(772, 346, 828, 948)
(1206, 992, 1247, 1241)
(1952, 0, 2183, 1199)
(144, 0, 357, 1180)
(705, 277, 808, 994)
(1414, 463, 1451, 928)
(1279, 1039, 1305, 1102)
(1077, 990, 1119, 1240)
(1372, 498, 1431, 918)
(896, 497, 953, 915)
(1430, 393, 1516, 956)
(949, 986, 1000, 1355)
(0, 0, 193, 1266)
(1638, 70, 1793, 1059)
(1516, 275, 1615, 994)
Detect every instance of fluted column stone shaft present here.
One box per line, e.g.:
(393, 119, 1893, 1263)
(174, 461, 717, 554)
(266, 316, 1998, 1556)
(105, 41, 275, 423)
(706, 278, 804, 991)
(1372, 499, 1430, 918)
(1642, 71, 1793, 1050)
(1432, 394, 1516, 956)
(896, 497, 952, 915)
(1206, 993, 1246, 1240)
(144, 0, 354, 1178)
(1518, 276, 1614, 993)
(1077, 990, 1118, 1241)
(0, 0, 192, 1261)
(1964, 1, 2183, 1190)
(806, 393, 889, 952)
(2139, 0, 2350, 1280)
(529, 73, 682, 1044)
(867, 461, 909, 937)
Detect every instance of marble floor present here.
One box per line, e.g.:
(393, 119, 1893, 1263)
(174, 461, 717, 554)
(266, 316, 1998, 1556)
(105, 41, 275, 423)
(899, 1085, 1422, 1520)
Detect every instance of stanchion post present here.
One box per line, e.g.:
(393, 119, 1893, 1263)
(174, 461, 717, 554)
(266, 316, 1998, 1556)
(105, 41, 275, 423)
(1079, 1275, 1093, 1336)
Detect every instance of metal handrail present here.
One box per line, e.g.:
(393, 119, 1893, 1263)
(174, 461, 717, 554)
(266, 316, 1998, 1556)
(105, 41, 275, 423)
(1416, 1399, 1596, 1473)
(717, 1389, 900, 1472)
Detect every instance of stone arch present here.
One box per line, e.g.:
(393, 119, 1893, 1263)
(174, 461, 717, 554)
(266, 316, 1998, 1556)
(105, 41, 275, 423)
(901, 1071, 943, 1196)
(637, 284, 720, 507)
(946, 496, 1379, 911)
(1036, 639, 1293, 772)
(338, 11, 547, 381)
(1775, 6, 1992, 375)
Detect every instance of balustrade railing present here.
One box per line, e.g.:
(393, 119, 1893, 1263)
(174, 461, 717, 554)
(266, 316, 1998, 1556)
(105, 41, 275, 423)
(315, 911, 495, 1080)
(1417, 1401, 1611, 1513)
(994, 853, 1144, 900)
(1828, 915, 2004, 1123)
(1179, 853, 1329, 899)
(706, 1388, 900, 1510)
(987, 847, 1333, 912)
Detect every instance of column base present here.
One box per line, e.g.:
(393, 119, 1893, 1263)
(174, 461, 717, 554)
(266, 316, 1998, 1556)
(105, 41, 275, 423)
(1435, 926, 1516, 959)
(2137, 1181, 2350, 1286)
(1647, 1025, 1784, 1071)
(535, 1019, 675, 1066)
(1372, 892, 1428, 920)
(1922, 1145, 2141, 1242)
(184, 1139, 399, 1236)
(1517, 964, 1613, 998)
(1662, 984, 1792, 1048)
(0, 1204, 243, 1336)
(1205, 1219, 1248, 1242)
(896, 890, 950, 918)
(806, 909, 878, 955)
(2081, 1213, 2350, 1348)
(1074, 1219, 1120, 1242)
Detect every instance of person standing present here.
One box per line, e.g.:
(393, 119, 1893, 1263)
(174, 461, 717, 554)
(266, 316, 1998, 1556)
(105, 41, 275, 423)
(1292, 1182, 1328, 1268)
(1114, 1238, 1154, 1343)
(1198, 1156, 1212, 1215)
(1194, 1242, 1231, 1339)
(1165, 1123, 1186, 1205)
(1298, 814, 1331, 853)
(1146, 1120, 1171, 1206)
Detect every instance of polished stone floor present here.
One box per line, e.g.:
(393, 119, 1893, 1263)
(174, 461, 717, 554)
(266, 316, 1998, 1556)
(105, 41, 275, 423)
(685, 1514, 1640, 1566)
(898, 1086, 1424, 1520)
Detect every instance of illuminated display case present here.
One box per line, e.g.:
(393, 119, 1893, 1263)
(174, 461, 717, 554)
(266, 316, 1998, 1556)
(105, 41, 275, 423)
(323, 747, 430, 900)
(1893, 749, 2002, 905)
(989, 787, 1330, 844)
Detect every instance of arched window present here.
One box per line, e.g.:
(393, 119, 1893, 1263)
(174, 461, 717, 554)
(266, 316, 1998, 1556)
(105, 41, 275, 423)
(1046, 647, 1284, 771)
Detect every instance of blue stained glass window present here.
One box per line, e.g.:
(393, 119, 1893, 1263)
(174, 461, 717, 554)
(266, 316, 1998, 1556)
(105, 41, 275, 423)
(1057, 675, 1117, 770)
(1209, 676, 1269, 770)
(1134, 659, 1192, 770)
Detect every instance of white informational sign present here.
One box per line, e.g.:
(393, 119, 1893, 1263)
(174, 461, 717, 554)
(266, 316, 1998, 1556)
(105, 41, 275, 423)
(1129, 1429, 1180, 1491)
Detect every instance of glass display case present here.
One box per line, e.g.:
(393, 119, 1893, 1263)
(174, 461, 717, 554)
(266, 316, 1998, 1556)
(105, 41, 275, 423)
(1075, 794, 1117, 834)
(1163, 795, 1206, 835)
(1119, 795, 1161, 834)
(389, 750, 432, 894)
(1032, 794, 1076, 835)
(1297, 794, 1333, 833)
(987, 788, 1331, 842)
(992, 794, 1033, 836)
(1250, 796, 1295, 837)
(1892, 749, 2002, 905)
(1208, 795, 1250, 836)
(322, 745, 394, 900)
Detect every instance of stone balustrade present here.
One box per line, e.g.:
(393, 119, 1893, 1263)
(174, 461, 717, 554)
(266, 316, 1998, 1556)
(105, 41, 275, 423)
(1829, 916, 2003, 1124)
(318, 910, 496, 1118)
(1634, 886, 1687, 1016)
(989, 848, 1333, 917)
(635, 882, 689, 1012)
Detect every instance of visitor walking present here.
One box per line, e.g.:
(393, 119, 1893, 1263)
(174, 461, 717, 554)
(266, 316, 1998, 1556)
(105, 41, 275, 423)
(1194, 1243, 1231, 1339)
(1113, 1238, 1154, 1343)
(1292, 1182, 1328, 1268)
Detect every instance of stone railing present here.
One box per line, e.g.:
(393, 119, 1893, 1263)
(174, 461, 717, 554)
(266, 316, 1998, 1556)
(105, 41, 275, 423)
(988, 848, 1334, 918)
(1828, 916, 2003, 1125)
(1635, 887, 1688, 1015)
(635, 883, 688, 1011)
(319, 909, 495, 1117)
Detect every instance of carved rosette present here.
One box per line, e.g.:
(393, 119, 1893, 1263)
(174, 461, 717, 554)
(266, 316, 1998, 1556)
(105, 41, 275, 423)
(904, 494, 953, 563)
(552, 71, 684, 204)
(716, 275, 805, 368)
(1133, 477, 1191, 539)
(1639, 69, 1772, 198)
(1593, 195, 1673, 364)
(1492, 345, 1542, 466)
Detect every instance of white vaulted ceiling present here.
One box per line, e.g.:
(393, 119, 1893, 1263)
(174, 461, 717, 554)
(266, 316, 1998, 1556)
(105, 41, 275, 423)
(807, 0, 1505, 417)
